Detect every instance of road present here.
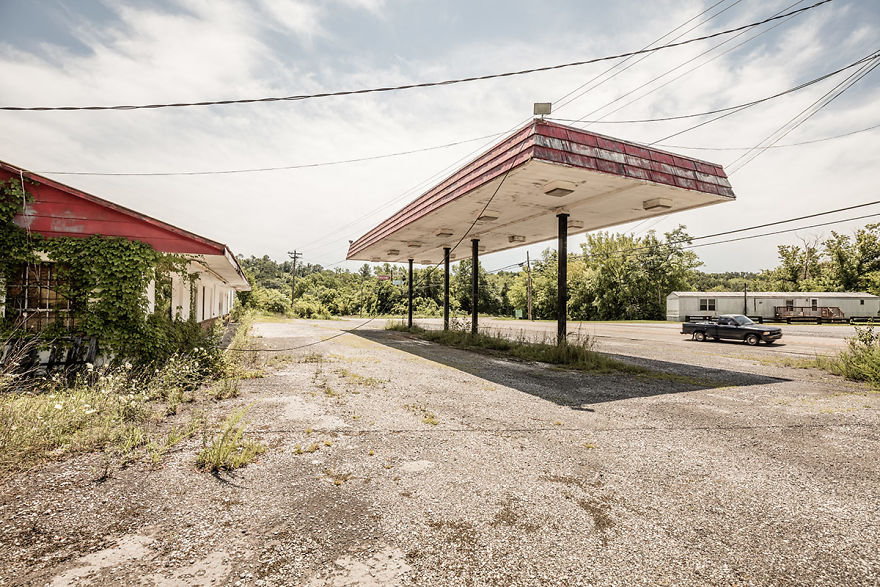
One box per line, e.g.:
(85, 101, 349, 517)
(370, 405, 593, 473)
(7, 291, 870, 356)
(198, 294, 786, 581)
(408, 317, 855, 360)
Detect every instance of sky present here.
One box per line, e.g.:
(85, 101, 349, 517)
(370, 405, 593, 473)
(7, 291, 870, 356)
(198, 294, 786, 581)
(1, 0, 878, 275)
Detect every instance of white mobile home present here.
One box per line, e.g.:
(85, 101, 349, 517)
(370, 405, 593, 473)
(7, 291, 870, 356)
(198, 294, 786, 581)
(667, 291, 880, 322)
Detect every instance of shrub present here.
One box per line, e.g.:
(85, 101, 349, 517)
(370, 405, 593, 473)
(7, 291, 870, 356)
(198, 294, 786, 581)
(245, 286, 292, 315)
(291, 294, 332, 319)
(822, 325, 880, 387)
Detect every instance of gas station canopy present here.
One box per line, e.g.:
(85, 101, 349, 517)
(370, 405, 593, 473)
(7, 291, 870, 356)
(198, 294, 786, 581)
(347, 119, 735, 264)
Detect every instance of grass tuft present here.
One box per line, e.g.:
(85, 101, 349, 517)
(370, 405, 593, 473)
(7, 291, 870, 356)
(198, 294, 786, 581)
(197, 407, 265, 472)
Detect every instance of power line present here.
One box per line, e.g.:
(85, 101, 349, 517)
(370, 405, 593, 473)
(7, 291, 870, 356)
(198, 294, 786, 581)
(685, 211, 880, 250)
(37, 56, 873, 180)
(574, 0, 807, 127)
(1, 1, 832, 112)
(37, 131, 507, 177)
(727, 54, 880, 173)
(42, 51, 872, 261)
(552, 0, 738, 113)
(656, 122, 880, 151)
(648, 48, 880, 146)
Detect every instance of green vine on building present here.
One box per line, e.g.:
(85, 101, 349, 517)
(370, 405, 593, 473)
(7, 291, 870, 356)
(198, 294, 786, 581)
(0, 179, 208, 363)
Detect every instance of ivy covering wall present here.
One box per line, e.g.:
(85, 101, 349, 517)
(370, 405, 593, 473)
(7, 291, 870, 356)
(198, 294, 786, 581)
(0, 179, 208, 363)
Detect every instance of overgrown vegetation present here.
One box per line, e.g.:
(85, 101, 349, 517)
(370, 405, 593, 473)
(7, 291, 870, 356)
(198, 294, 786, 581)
(387, 322, 647, 375)
(0, 313, 267, 473)
(240, 222, 880, 322)
(1, 179, 212, 364)
(819, 326, 880, 388)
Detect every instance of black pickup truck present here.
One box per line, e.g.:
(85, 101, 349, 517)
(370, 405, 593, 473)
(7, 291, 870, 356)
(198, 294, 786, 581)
(681, 314, 783, 345)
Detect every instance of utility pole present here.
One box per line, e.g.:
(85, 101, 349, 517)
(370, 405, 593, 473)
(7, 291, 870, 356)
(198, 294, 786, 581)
(743, 283, 748, 316)
(287, 250, 302, 304)
(526, 250, 533, 321)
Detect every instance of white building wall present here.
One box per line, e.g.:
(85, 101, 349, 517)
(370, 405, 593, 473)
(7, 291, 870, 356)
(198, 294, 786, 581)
(163, 265, 237, 324)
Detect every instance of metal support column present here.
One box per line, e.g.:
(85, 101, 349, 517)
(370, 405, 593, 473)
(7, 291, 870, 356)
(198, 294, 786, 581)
(443, 247, 451, 331)
(407, 259, 414, 329)
(471, 239, 479, 335)
(557, 213, 569, 345)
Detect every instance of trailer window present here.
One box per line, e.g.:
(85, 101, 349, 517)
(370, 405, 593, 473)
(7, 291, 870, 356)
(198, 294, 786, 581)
(785, 299, 794, 309)
(699, 298, 716, 311)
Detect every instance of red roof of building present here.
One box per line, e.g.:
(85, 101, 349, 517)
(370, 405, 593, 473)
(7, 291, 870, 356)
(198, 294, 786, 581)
(1, 160, 249, 289)
(2, 160, 228, 255)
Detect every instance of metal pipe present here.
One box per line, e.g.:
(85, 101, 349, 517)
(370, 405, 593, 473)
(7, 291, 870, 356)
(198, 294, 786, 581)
(443, 247, 451, 331)
(407, 259, 414, 329)
(471, 239, 479, 335)
(557, 213, 569, 345)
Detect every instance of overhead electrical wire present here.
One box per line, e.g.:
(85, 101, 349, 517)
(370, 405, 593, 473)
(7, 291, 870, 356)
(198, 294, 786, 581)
(648, 48, 880, 146)
(551, 0, 738, 113)
(574, 0, 807, 127)
(1, 0, 832, 112)
(656, 122, 880, 151)
(37, 55, 874, 180)
(727, 54, 880, 173)
(37, 132, 508, 177)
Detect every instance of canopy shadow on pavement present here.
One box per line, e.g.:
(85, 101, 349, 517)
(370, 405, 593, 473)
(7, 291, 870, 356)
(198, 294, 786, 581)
(348, 329, 790, 409)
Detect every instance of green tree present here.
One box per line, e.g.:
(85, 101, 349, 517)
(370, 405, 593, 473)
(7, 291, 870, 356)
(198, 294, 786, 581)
(824, 224, 880, 293)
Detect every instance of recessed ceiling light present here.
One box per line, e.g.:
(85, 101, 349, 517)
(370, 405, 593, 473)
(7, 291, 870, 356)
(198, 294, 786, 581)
(477, 214, 498, 222)
(370, 257, 381, 262)
(508, 235, 526, 243)
(568, 220, 584, 230)
(407, 242, 423, 248)
(544, 180, 576, 197)
(420, 259, 432, 265)
(435, 228, 454, 238)
(643, 198, 673, 211)
(387, 249, 400, 256)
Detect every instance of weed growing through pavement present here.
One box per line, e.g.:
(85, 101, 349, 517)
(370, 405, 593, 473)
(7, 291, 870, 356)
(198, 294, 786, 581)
(196, 406, 265, 472)
(293, 442, 320, 455)
(387, 321, 720, 386)
(387, 322, 642, 375)
(403, 403, 439, 426)
(324, 468, 352, 486)
(335, 368, 388, 389)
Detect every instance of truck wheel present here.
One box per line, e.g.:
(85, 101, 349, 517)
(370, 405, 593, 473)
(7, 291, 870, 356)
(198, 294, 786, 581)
(745, 334, 759, 346)
(693, 331, 706, 342)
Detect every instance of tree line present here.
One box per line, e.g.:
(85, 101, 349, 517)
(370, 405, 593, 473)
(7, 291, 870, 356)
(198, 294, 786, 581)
(238, 223, 880, 321)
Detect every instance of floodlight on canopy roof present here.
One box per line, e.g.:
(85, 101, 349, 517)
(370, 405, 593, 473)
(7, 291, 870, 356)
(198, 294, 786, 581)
(346, 120, 734, 265)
